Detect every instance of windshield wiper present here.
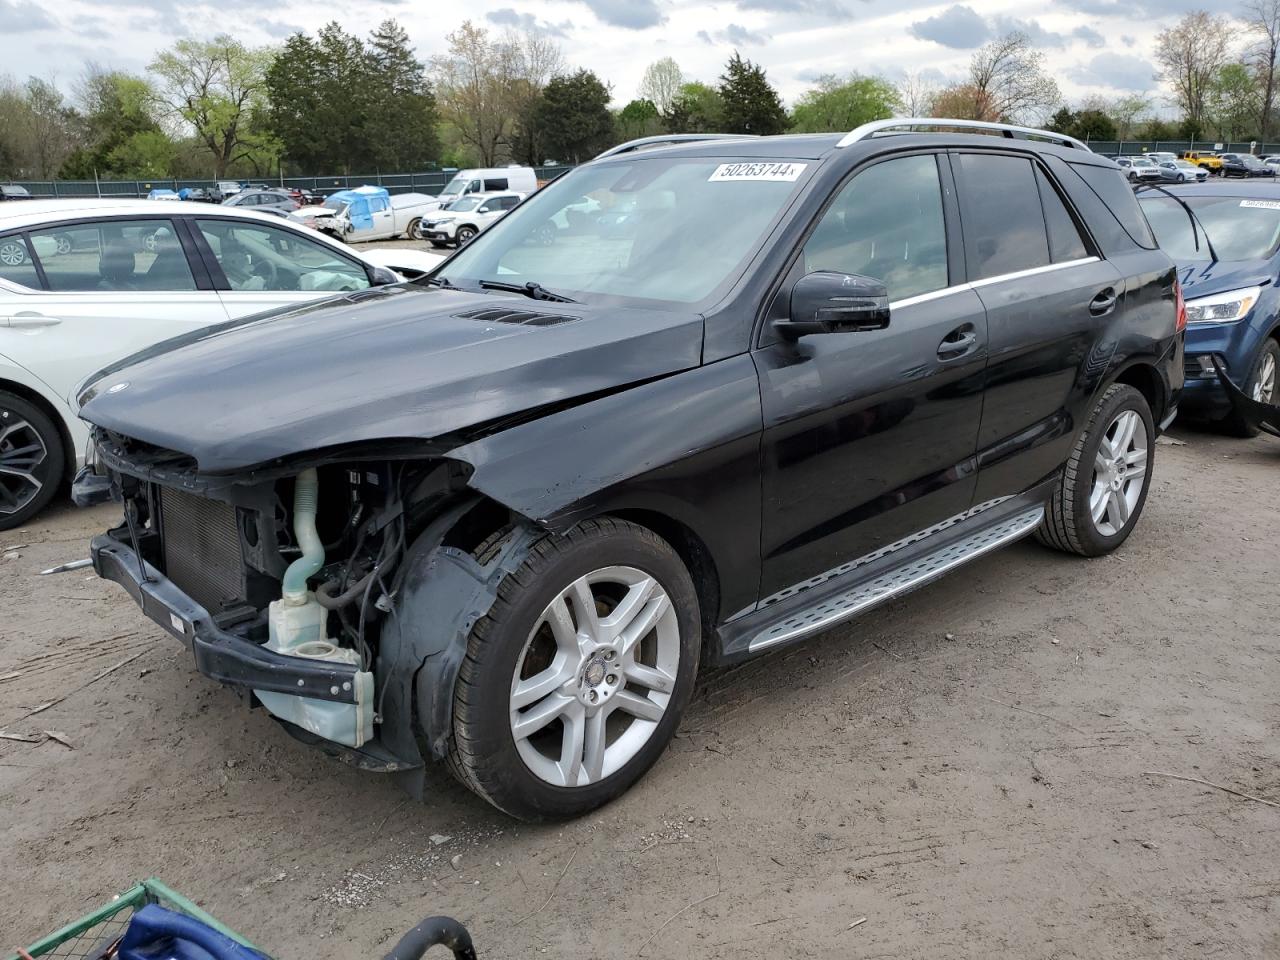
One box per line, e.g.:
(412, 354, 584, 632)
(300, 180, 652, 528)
(1135, 183, 1219, 263)
(478, 280, 578, 303)
(424, 275, 457, 289)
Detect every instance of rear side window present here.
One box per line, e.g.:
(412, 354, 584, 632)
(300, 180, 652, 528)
(1067, 162, 1156, 248)
(0, 236, 40, 288)
(958, 154, 1051, 280)
(483, 177, 508, 191)
(27, 219, 196, 292)
(1035, 167, 1089, 262)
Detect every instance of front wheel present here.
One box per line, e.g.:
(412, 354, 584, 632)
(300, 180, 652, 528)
(1035, 383, 1154, 557)
(455, 225, 477, 246)
(447, 518, 701, 821)
(0, 391, 65, 531)
(0, 239, 27, 266)
(1221, 338, 1279, 437)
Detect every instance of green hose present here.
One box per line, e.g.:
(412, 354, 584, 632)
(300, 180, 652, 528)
(282, 467, 323, 604)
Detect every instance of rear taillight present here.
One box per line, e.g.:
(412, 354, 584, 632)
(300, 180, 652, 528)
(1174, 278, 1187, 332)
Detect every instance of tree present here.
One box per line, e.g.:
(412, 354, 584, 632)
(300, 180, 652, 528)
(1110, 94, 1150, 141)
(1244, 0, 1280, 139)
(718, 52, 787, 135)
(930, 83, 999, 121)
(536, 69, 614, 163)
(364, 20, 440, 170)
(617, 98, 661, 139)
(432, 22, 516, 166)
(1047, 106, 1076, 134)
(19, 79, 81, 178)
(900, 70, 938, 117)
(666, 81, 724, 132)
(149, 36, 272, 177)
(1206, 62, 1261, 141)
(967, 32, 1060, 123)
(505, 29, 566, 166)
(639, 57, 684, 120)
(789, 73, 899, 133)
(1153, 12, 1232, 132)
(59, 67, 171, 179)
(1072, 109, 1117, 141)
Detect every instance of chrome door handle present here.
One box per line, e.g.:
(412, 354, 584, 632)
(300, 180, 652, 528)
(9, 313, 62, 328)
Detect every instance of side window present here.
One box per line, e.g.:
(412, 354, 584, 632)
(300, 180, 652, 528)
(958, 154, 1050, 280)
(1067, 161, 1156, 249)
(26, 220, 196, 292)
(369, 197, 388, 213)
(500, 196, 520, 210)
(1034, 167, 1089, 263)
(0, 236, 40, 289)
(197, 219, 370, 293)
(467, 179, 482, 194)
(801, 153, 948, 302)
(483, 177, 508, 191)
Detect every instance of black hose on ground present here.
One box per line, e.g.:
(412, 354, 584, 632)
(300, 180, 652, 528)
(381, 916, 477, 960)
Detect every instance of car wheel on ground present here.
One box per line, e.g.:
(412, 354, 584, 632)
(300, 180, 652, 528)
(0, 238, 27, 266)
(1035, 383, 1154, 558)
(1223, 338, 1280, 437)
(447, 518, 700, 820)
(406, 218, 421, 240)
(0, 391, 65, 532)
(455, 225, 477, 245)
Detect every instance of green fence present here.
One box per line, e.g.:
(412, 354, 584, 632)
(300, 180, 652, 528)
(1086, 140, 1280, 156)
(4, 165, 575, 199)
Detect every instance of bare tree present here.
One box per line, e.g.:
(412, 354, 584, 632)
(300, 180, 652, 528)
(1109, 93, 1150, 140)
(639, 57, 684, 118)
(432, 22, 514, 166)
(1244, 0, 1280, 138)
(504, 27, 565, 164)
(967, 32, 1061, 123)
(1153, 12, 1232, 132)
(899, 70, 938, 117)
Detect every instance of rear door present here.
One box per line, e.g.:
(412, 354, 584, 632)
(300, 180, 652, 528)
(755, 152, 987, 596)
(953, 151, 1125, 503)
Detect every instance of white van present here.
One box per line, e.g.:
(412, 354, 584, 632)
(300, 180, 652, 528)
(436, 166, 538, 202)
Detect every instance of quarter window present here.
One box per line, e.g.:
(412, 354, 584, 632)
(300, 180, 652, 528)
(802, 154, 949, 301)
(958, 154, 1052, 280)
(197, 219, 370, 292)
(0, 236, 39, 288)
(1068, 161, 1157, 249)
(1035, 167, 1090, 262)
(483, 177, 509, 191)
(26, 220, 196, 292)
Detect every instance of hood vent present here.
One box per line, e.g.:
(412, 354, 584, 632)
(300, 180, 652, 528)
(455, 306, 579, 327)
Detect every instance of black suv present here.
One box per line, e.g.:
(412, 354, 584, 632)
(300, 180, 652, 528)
(76, 120, 1183, 820)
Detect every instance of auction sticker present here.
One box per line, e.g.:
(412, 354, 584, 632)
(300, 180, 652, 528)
(709, 162, 807, 182)
(1240, 199, 1280, 210)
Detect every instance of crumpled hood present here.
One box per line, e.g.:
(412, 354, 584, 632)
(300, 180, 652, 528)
(1177, 258, 1275, 298)
(79, 284, 704, 474)
(291, 205, 336, 219)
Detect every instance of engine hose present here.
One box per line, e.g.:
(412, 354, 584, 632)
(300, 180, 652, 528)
(281, 467, 323, 605)
(381, 916, 477, 960)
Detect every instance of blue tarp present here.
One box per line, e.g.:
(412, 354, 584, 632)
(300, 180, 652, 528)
(325, 185, 387, 231)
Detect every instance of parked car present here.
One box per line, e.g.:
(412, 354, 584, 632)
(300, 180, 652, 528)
(0, 185, 32, 201)
(1220, 154, 1274, 178)
(76, 120, 1182, 821)
(1182, 151, 1224, 175)
(1156, 159, 1209, 183)
(417, 192, 524, 247)
(1147, 152, 1178, 165)
(290, 185, 438, 242)
(147, 189, 180, 201)
(1138, 181, 1280, 434)
(0, 198, 445, 529)
(211, 181, 244, 202)
(221, 188, 299, 215)
(287, 187, 321, 205)
(435, 166, 538, 203)
(1112, 157, 1160, 181)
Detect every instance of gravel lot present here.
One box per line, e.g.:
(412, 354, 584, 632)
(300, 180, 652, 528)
(3, 423, 1278, 958)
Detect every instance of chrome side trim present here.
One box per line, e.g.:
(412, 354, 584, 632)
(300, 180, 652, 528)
(888, 257, 1100, 310)
(747, 506, 1044, 653)
(838, 117, 1092, 152)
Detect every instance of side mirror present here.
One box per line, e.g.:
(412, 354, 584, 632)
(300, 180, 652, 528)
(368, 265, 399, 286)
(477, 205, 492, 213)
(774, 271, 891, 339)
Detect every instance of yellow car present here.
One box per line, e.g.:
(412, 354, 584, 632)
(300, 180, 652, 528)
(1181, 151, 1224, 174)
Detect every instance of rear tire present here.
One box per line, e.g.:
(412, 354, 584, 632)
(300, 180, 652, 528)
(406, 218, 421, 240)
(1035, 384, 1154, 557)
(0, 391, 65, 531)
(446, 517, 700, 821)
(0, 239, 27, 267)
(1221, 338, 1280, 438)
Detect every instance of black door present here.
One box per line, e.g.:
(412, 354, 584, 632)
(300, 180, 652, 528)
(951, 152, 1126, 503)
(755, 152, 987, 597)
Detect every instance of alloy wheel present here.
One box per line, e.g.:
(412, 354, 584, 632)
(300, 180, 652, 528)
(55, 235, 72, 255)
(1252, 351, 1276, 403)
(1089, 409, 1148, 537)
(0, 411, 48, 516)
(509, 565, 679, 788)
(0, 241, 26, 267)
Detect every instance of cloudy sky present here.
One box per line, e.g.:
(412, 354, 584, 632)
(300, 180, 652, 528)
(0, 0, 1223, 110)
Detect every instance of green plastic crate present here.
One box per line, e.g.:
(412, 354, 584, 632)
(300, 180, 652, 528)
(8, 878, 264, 960)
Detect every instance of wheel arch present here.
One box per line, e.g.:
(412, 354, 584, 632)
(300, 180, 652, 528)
(1109, 360, 1167, 426)
(0, 375, 76, 483)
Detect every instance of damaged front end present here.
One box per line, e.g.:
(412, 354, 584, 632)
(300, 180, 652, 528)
(82, 428, 537, 785)
(1214, 357, 1280, 438)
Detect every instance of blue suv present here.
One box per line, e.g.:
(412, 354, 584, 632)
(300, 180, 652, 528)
(1138, 182, 1280, 435)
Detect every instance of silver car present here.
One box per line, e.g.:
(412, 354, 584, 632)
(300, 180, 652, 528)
(1157, 159, 1209, 183)
(221, 188, 298, 217)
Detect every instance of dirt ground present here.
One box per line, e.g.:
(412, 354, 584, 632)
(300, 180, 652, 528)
(2, 424, 1278, 959)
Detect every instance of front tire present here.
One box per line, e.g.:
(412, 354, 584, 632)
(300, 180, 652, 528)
(447, 518, 700, 821)
(0, 391, 65, 531)
(1035, 383, 1154, 557)
(455, 225, 477, 246)
(0, 239, 27, 267)
(1221, 338, 1280, 437)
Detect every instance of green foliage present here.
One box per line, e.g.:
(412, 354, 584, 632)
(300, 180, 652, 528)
(718, 52, 787, 135)
(536, 69, 615, 163)
(789, 73, 900, 133)
(666, 81, 724, 133)
(617, 98, 661, 140)
(1206, 62, 1261, 141)
(59, 70, 166, 179)
(1047, 105, 1116, 142)
(363, 20, 440, 170)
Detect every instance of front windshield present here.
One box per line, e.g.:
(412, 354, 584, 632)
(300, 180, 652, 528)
(322, 197, 349, 213)
(439, 156, 810, 304)
(440, 176, 466, 197)
(1140, 194, 1280, 261)
(446, 196, 484, 212)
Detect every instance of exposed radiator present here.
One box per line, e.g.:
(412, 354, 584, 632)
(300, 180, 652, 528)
(159, 486, 245, 613)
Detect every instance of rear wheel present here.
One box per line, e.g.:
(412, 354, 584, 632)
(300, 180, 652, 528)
(1035, 383, 1154, 557)
(54, 234, 72, 255)
(0, 391, 65, 531)
(1221, 338, 1280, 437)
(0, 239, 27, 267)
(406, 218, 421, 239)
(447, 518, 700, 821)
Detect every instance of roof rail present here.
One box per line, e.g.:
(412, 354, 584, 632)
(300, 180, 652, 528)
(837, 117, 1091, 152)
(592, 133, 759, 161)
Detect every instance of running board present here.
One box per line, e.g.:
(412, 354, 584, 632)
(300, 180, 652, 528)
(746, 507, 1045, 653)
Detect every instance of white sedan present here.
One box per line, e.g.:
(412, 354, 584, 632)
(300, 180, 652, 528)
(0, 198, 443, 529)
